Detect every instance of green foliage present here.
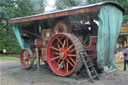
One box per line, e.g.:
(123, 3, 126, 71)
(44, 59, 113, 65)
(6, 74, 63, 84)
(56, 0, 87, 10)
(39, 0, 44, 13)
(0, 0, 33, 53)
(0, 0, 33, 18)
(0, 26, 21, 53)
(56, 0, 75, 10)
(117, 0, 128, 23)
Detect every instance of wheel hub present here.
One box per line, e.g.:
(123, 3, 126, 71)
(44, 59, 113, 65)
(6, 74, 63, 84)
(59, 48, 68, 59)
(60, 52, 64, 58)
(25, 56, 30, 61)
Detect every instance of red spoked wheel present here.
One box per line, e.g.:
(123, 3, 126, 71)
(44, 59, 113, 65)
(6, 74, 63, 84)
(20, 48, 34, 69)
(47, 33, 84, 76)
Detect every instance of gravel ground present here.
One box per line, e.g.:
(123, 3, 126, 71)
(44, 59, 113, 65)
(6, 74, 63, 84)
(0, 59, 128, 85)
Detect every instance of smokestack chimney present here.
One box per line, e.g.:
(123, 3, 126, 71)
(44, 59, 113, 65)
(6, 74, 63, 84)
(30, 0, 40, 14)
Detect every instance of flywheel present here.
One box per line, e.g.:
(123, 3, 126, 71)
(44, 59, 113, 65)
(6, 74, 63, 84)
(51, 17, 71, 36)
(47, 33, 84, 76)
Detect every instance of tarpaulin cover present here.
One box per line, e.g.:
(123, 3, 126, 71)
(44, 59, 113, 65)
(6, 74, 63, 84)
(97, 5, 123, 69)
(13, 24, 30, 49)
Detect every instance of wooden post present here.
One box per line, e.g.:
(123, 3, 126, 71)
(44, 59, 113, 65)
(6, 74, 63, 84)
(35, 48, 40, 71)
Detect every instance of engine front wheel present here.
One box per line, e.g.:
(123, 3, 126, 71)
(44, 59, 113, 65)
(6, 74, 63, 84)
(20, 48, 34, 69)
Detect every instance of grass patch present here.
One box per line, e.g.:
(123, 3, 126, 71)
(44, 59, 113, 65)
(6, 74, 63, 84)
(0, 56, 20, 62)
(117, 67, 128, 72)
(116, 63, 128, 72)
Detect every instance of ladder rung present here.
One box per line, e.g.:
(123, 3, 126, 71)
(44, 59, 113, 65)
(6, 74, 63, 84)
(82, 70, 87, 72)
(88, 65, 92, 68)
(90, 70, 95, 73)
(80, 51, 88, 55)
(92, 75, 98, 79)
(86, 60, 90, 63)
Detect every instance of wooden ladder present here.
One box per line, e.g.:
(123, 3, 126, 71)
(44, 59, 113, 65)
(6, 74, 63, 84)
(79, 51, 99, 82)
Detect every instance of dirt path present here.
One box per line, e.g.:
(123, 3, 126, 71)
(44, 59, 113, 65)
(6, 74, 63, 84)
(0, 59, 128, 85)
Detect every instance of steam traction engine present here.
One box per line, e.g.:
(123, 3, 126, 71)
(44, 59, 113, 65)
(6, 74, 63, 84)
(9, 2, 125, 77)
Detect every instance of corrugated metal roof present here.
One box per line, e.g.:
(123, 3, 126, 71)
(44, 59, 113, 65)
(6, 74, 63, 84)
(8, 1, 125, 24)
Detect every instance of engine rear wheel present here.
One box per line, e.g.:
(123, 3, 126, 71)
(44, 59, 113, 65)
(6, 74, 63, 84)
(20, 48, 34, 69)
(47, 33, 84, 76)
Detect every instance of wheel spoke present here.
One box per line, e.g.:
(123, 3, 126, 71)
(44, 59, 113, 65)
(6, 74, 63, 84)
(51, 56, 60, 61)
(66, 62, 69, 72)
(57, 61, 63, 70)
(57, 43, 61, 49)
(29, 58, 31, 61)
(27, 61, 29, 65)
(24, 51, 28, 56)
(23, 57, 26, 61)
(51, 46, 59, 51)
(70, 48, 76, 53)
(23, 53, 26, 57)
(55, 52, 59, 55)
(25, 61, 28, 65)
(63, 40, 66, 48)
(28, 61, 31, 65)
(66, 44, 74, 51)
(63, 60, 66, 71)
(57, 58, 61, 64)
(24, 61, 26, 65)
(69, 57, 76, 65)
(66, 59, 74, 67)
(66, 38, 68, 48)
(67, 54, 76, 57)
(57, 38, 63, 46)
